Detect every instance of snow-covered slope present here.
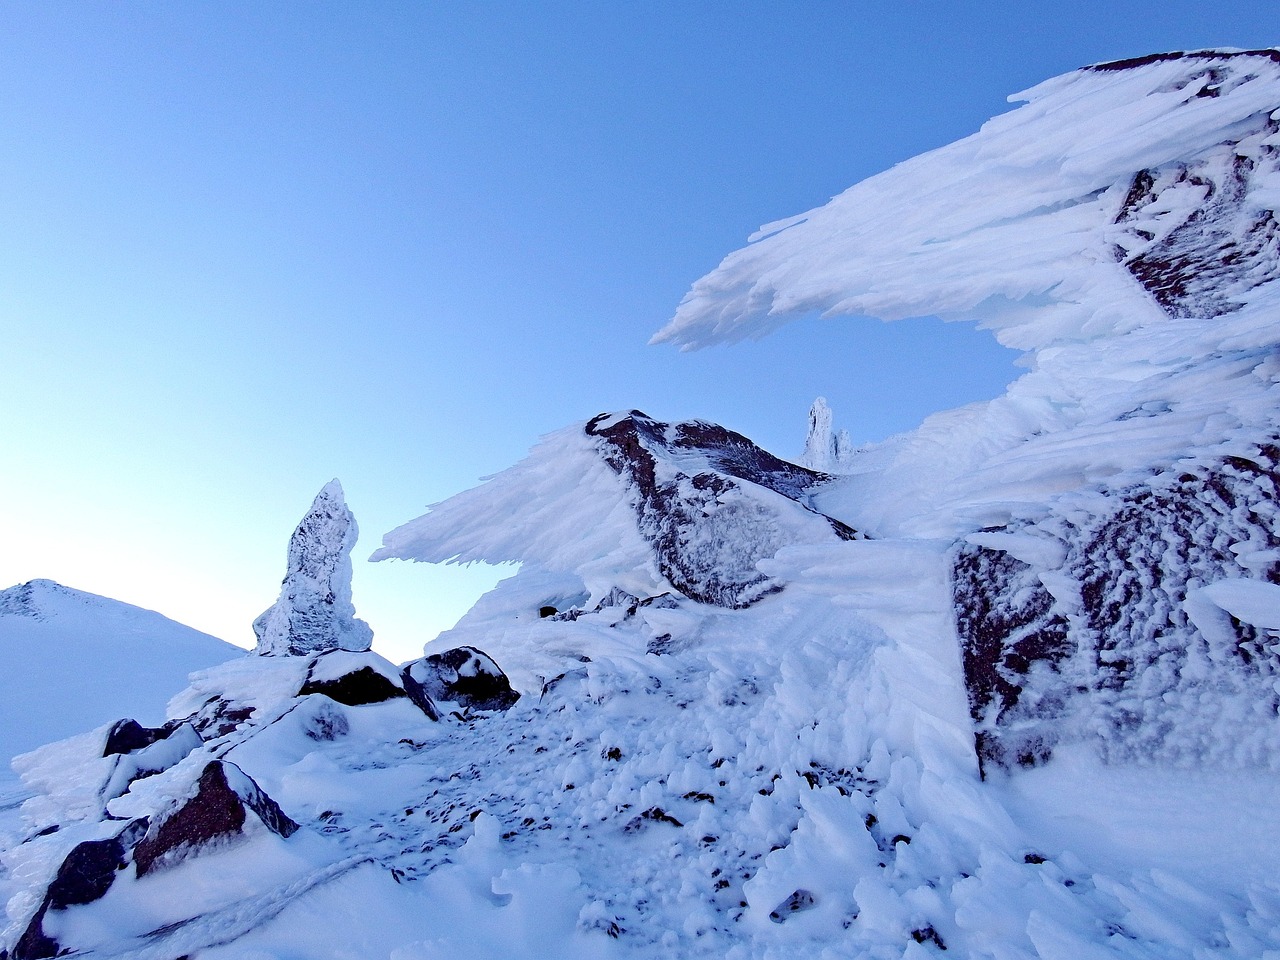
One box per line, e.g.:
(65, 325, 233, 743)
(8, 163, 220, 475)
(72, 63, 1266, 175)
(0, 580, 240, 773)
(3, 50, 1280, 960)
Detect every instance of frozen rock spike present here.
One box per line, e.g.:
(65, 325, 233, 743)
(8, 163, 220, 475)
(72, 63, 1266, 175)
(253, 479, 373, 656)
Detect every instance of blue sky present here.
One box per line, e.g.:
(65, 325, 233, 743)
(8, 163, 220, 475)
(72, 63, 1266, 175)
(3, 3, 1275, 662)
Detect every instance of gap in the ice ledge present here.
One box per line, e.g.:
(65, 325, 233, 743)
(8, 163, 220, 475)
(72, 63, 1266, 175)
(634, 310, 1023, 460)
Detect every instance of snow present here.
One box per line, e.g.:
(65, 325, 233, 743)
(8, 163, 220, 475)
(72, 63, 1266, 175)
(0, 580, 238, 782)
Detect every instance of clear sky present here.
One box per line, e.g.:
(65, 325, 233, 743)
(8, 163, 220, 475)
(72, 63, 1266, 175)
(2, 3, 1275, 664)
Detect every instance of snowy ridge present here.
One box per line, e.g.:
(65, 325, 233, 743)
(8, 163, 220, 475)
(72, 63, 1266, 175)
(0, 580, 239, 772)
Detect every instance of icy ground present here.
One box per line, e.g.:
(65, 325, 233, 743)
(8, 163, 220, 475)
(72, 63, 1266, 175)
(5, 540, 1279, 958)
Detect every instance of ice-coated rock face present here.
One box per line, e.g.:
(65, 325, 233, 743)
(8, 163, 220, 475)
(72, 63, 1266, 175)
(584, 410, 857, 607)
(253, 480, 373, 656)
(376, 411, 856, 610)
(800, 397, 834, 471)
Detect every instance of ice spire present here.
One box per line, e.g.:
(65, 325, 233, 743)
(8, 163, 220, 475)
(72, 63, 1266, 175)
(253, 479, 373, 656)
(801, 397, 834, 471)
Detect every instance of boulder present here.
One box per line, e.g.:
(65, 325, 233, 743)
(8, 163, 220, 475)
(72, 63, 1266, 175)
(298, 650, 439, 719)
(133, 760, 298, 876)
(404, 646, 519, 713)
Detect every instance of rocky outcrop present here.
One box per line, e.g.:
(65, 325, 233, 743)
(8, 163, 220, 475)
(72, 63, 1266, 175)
(585, 411, 857, 608)
(133, 760, 298, 876)
(954, 442, 1280, 771)
(300, 650, 441, 719)
(404, 646, 520, 713)
(953, 543, 1071, 774)
(101, 719, 203, 800)
(254, 480, 373, 656)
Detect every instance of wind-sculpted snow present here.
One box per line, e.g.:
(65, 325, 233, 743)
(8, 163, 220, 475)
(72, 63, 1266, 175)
(253, 479, 373, 656)
(656, 49, 1280, 353)
(376, 411, 855, 609)
(657, 49, 1280, 544)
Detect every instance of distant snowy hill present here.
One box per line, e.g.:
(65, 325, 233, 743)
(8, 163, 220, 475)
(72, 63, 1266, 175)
(0, 580, 240, 772)
(3, 49, 1279, 960)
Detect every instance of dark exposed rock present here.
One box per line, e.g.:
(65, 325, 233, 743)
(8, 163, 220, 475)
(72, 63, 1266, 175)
(186, 697, 256, 739)
(102, 722, 204, 800)
(585, 411, 858, 608)
(404, 646, 519, 713)
(133, 761, 297, 876)
(911, 925, 947, 950)
(103, 718, 171, 757)
(300, 665, 405, 705)
(953, 543, 1071, 776)
(398, 670, 443, 721)
(12, 819, 148, 960)
(769, 889, 816, 923)
(623, 806, 683, 833)
(1088, 48, 1280, 73)
(299, 651, 440, 719)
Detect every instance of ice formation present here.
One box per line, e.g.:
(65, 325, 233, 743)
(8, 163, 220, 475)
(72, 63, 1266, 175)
(3, 49, 1280, 960)
(253, 479, 373, 657)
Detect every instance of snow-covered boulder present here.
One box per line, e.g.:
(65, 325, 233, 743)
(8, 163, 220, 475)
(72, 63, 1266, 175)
(404, 646, 520, 713)
(132, 759, 298, 876)
(253, 480, 373, 656)
(299, 649, 441, 719)
(10, 817, 150, 960)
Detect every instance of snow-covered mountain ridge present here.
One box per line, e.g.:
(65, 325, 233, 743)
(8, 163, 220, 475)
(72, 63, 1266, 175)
(0, 580, 240, 773)
(3, 49, 1280, 959)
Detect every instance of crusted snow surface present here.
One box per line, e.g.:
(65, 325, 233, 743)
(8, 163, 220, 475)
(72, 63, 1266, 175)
(253, 479, 374, 656)
(4, 542, 1278, 958)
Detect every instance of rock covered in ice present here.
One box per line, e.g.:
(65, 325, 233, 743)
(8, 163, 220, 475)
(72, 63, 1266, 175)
(800, 397, 834, 470)
(375, 411, 856, 609)
(655, 49, 1280, 354)
(800, 397, 856, 472)
(253, 480, 373, 657)
(404, 646, 519, 713)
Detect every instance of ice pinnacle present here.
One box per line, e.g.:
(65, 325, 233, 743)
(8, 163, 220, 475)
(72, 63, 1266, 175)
(253, 480, 373, 656)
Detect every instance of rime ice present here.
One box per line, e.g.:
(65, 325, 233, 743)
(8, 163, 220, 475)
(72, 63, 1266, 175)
(253, 480, 373, 657)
